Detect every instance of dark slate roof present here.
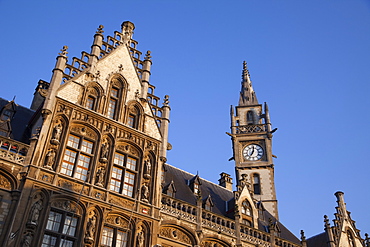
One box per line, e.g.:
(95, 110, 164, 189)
(163, 164, 234, 216)
(0, 98, 35, 143)
(163, 164, 301, 245)
(257, 206, 301, 244)
(306, 232, 328, 247)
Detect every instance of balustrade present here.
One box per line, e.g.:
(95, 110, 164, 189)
(235, 124, 267, 134)
(0, 136, 29, 164)
(161, 195, 196, 223)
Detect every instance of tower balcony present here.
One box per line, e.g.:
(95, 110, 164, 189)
(235, 124, 268, 134)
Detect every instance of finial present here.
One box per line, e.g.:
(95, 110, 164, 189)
(58, 46, 68, 57)
(96, 25, 104, 34)
(163, 95, 170, 106)
(300, 230, 306, 241)
(324, 215, 331, 229)
(365, 233, 369, 246)
(145, 50, 152, 61)
(12, 95, 16, 102)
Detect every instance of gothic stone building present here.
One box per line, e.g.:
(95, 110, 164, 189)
(0, 21, 368, 247)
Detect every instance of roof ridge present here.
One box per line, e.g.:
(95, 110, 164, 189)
(165, 163, 234, 192)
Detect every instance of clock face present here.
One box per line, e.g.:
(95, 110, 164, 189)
(243, 144, 264, 161)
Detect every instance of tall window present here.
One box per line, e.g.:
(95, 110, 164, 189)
(42, 210, 78, 247)
(110, 152, 137, 197)
(127, 114, 136, 128)
(101, 226, 128, 247)
(127, 106, 140, 129)
(253, 174, 261, 195)
(247, 110, 256, 125)
(86, 96, 96, 110)
(108, 87, 119, 119)
(61, 134, 94, 181)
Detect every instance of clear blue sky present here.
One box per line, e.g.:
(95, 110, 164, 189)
(0, 0, 369, 239)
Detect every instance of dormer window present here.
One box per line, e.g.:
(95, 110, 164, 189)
(203, 195, 214, 211)
(1, 109, 12, 121)
(163, 180, 176, 197)
(194, 182, 199, 194)
(189, 175, 202, 195)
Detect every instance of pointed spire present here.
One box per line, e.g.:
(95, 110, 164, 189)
(239, 61, 258, 106)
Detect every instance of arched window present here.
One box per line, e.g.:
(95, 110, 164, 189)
(247, 110, 256, 125)
(347, 230, 356, 247)
(86, 96, 96, 110)
(241, 200, 252, 216)
(101, 215, 131, 247)
(42, 208, 80, 246)
(108, 87, 119, 119)
(101, 226, 128, 247)
(110, 151, 138, 198)
(107, 76, 126, 120)
(61, 134, 95, 181)
(253, 173, 261, 195)
(127, 105, 141, 129)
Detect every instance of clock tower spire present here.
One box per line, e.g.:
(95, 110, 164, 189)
(230, 62, 278, 219)
(239, 61, 258, 106)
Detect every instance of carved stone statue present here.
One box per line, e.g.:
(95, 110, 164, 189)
(143, 159, 151, 179)
(100, 142, 110, 162)
(136, 226, 144, 247)
(51, 123, 62, 144)
(141, 183, 150, 203)
(22, 232, 32, 247)
(86, 215, 97, 240)
(29, 200, 42, 225)
(44, 149, 56, 169)
(95, 167, 105, 187)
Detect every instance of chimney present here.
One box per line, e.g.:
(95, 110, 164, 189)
(219, 172, 233, 191)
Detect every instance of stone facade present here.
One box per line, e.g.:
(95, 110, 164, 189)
(0, 21, 368, 247)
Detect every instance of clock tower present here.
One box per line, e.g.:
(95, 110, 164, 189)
(230, 61, 279, 219)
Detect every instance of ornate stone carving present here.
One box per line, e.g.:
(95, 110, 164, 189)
(39, 172, 54, 183)
(92, 190, 105, 200)
(50, 122, 62, 145)
(85, 213, 97, 242)
(141, 183, 150, 203)
(0, 174, 11, 190)
(44, 149, 56, 170)
(100, 141, 110, 163)
(51, 200, 79, 214)
(28, 199, 43, 226)
(58, 179, 88, 195)
(21, 232, 33, 247)
(159, 227, 192, 244)
(136, 225, 145, 247)
(143, 158, 151, 179)
(95, 166, 106, 187)
(108, 195, 134, 209)
(105, 215, 128, 228)
(70, 125, 97, 140)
